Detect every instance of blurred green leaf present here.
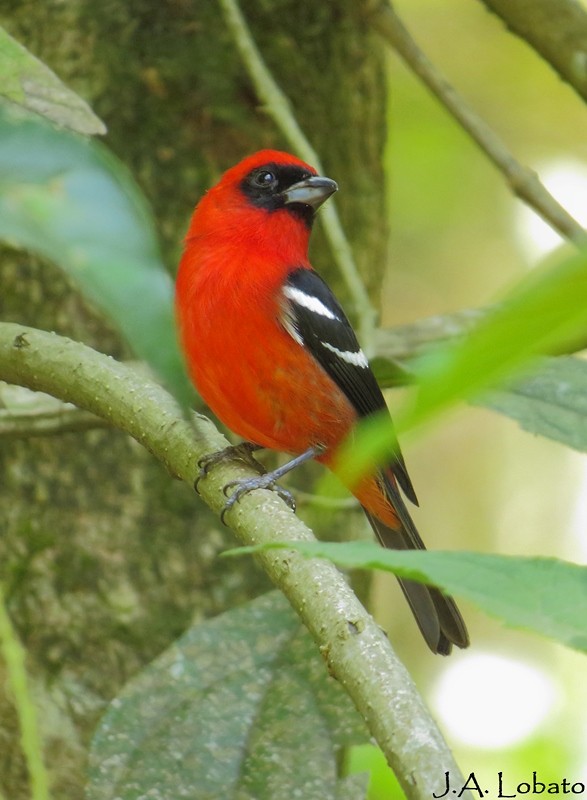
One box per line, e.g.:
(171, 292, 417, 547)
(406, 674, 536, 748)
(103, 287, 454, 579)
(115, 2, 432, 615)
(226, 544, 587, 654)
(0, 584, 50, 800)
(88, 592, 368, 800)
(375, 353, 587, 453)
(345, 744, 402, 800)
(406, 253, 587, 428)
(478, 356, 587, 452)
(0, 26, 105, 135)
(336, 252, 587, 485)
(0, 104, 192, 405)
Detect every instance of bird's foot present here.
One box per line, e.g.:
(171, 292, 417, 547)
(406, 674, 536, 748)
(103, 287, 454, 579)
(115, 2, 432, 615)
(219, 446, 322, 523)
(221, 473, 296, 524)
(195, 442, 263, 493)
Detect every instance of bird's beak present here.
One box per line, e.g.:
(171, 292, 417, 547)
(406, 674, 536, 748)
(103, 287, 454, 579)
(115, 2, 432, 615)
(282, 176, 338, 210)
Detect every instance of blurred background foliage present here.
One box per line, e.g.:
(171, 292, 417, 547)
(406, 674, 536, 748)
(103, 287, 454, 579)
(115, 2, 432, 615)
(0, 0, 586, 797)
(371, 0, 587, 795)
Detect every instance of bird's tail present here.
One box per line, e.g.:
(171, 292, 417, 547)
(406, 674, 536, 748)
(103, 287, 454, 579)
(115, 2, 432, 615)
(355, 471, 469, 655)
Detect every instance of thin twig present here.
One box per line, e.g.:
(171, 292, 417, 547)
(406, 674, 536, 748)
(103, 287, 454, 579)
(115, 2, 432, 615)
(295, 490, 358, 510)
(366, 0, 587, 245)
(481, 0, 587, 105)
(375, 307, 488, 362)
(217, 0, 378, 350)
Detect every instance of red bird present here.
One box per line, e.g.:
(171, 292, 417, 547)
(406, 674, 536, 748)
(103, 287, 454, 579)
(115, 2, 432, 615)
(176, 150, 468, 654)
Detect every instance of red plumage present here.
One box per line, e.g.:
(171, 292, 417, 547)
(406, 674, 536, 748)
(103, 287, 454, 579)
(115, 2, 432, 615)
(175, 150, 468, 654)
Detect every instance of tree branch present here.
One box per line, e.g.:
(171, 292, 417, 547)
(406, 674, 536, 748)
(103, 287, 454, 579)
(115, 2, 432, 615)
(0, 322, 468, 799)
(0, 383, 108, 437)
(480, 0, 587, 105)
(375, 307, 488, 361)
(217, 0, 378, 350)
(365, 0, 587, 245)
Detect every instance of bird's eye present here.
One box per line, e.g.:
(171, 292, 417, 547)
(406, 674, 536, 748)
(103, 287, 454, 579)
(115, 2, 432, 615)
(252, 170, 277, 190)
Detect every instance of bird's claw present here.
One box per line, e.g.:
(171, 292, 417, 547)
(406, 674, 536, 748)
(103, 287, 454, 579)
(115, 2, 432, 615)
(194, 442, 263, 494)
(220, 475, 296, 525)
(195, 443, 303, 524)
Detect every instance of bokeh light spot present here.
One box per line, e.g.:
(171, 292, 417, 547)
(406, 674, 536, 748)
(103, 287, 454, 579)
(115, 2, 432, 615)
(432, 652, 558, 749)
(514, 159, 587, 263)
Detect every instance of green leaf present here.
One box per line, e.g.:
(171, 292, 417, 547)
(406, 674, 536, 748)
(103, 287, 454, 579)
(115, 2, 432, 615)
(226, 543, 587, 654)
(335, 252, 587, 485)
(345, 744, 401, 800)
(0, 584, 50, 800)
(0, 104, 193, 405)
(478, 356, 587, 452)
(373, 353, 587, 454)
(0, 26, 105, 135)
(88, 592, 368, 800)
(405, 252, 587, 429)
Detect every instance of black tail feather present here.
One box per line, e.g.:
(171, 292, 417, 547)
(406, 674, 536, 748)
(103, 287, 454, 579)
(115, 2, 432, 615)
(363, 475, 469, 655)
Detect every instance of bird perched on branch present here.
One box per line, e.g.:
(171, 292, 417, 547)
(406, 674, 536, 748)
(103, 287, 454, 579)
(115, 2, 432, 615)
(175, 149, 468, 654)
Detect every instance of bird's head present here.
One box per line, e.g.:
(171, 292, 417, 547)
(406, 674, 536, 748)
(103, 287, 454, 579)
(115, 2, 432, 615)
(186, 150, 337, 256)
(228, 150, 338, 225)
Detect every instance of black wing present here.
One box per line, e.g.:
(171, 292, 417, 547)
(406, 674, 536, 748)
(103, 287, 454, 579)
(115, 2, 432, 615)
(279, 267, 417, 505)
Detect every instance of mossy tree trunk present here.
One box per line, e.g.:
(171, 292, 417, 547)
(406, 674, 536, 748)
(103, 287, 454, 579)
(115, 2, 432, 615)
(0, 1, 388, 796)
